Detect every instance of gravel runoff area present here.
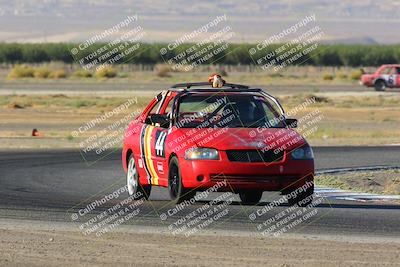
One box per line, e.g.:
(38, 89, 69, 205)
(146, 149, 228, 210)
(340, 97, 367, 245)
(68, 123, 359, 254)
(0, 218, 399, 267)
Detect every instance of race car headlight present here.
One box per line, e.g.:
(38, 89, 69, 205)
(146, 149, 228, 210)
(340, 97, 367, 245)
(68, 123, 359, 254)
(291, 146, 314, 160)
(185, 148, 220, 160)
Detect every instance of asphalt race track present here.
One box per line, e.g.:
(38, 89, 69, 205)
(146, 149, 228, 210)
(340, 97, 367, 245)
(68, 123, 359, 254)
(0, 146, 399, 239)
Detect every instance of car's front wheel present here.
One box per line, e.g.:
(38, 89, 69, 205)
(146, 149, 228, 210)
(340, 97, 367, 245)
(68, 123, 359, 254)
(239, 190, 263, 205)
(374, 80, 386, 91)
(168, 157, 195, 204)
(127, 155, 151, 200)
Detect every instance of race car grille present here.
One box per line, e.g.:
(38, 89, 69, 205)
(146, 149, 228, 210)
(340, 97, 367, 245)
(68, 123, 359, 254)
(210, 174, 299, 184)
(226, 150, 284, 163)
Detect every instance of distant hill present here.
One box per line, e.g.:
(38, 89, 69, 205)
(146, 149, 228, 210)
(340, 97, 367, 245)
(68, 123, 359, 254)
(0, 0, 400, 44)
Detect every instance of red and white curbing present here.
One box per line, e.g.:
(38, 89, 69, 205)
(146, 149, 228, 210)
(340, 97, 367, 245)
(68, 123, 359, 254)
(315, 187, 400, 202)
(315, 165, 400, 202)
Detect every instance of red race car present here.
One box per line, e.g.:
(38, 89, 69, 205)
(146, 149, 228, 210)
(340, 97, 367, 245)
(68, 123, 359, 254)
(122, 75, 314, 206)
(360, 64, 400, 91)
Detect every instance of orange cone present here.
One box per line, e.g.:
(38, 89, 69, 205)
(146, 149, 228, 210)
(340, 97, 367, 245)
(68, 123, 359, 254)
(32, 128, 44, 137)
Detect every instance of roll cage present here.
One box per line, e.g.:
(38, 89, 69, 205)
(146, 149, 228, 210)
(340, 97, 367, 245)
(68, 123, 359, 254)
(168, 81, 285, 116)
(146, 82, 287, 129)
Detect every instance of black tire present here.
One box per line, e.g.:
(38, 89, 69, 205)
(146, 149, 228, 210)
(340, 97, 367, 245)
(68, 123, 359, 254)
(239, 190, 263, 205)
(374, 80, 386, 91)
(168, 157, 195, 204)
(126, 155, 151, 200)
(287, 185, 314, 207)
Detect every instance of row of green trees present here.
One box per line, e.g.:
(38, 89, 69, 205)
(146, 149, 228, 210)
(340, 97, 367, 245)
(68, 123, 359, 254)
(0, 43, 398, 66)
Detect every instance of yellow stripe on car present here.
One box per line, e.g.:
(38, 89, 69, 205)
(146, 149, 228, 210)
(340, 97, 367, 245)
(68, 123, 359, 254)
(144, 126, 159, 185)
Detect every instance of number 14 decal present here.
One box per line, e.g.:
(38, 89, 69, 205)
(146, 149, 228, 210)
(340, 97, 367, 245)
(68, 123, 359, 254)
(155, 130, 167, 157)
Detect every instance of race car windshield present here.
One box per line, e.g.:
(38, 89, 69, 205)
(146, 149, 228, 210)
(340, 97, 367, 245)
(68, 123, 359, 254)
(176, 94, 285, 128)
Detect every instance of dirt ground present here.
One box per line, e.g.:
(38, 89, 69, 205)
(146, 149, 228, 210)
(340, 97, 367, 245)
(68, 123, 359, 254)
(316, 170, 400, 195)
(1, 221, 399, 267)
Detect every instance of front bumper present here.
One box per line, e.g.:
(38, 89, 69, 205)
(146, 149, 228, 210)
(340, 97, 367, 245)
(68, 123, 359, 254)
(360, 80, 373, 87)
(179, 151, 314, 192)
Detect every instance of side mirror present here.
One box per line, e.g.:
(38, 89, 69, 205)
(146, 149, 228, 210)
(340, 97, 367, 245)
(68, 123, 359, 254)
(146, 114, 170, 128)
(285, 118, 298, 128)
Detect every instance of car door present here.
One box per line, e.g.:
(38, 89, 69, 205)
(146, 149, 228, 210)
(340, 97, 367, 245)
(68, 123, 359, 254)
(386, 67, 397, 87)
(139, 91, 175, 186)
(150, 92, 176, 186)
(137, 92, 166, 186)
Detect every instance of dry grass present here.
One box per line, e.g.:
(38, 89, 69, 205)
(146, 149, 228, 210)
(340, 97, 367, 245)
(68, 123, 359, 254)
(155, 64, 172, 77)
(72, 69, 92, 78)
(0, 93, 399, 147)
(7, 65, 67, 79)
(0, 95, 150, 109)
(350, 69, 364, 80)
(7, 65, 35, 79)
(322, 73, 334, 80)
(33, 67, 51, 79)
(2, 64, 372, 85)
(48, 69, 67, 79)
(316, 170, 400, 195)
(95, 66, 117, 78)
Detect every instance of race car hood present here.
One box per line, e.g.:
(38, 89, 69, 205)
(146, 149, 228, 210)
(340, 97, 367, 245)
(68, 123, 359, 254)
(174, 127, 307, 151)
